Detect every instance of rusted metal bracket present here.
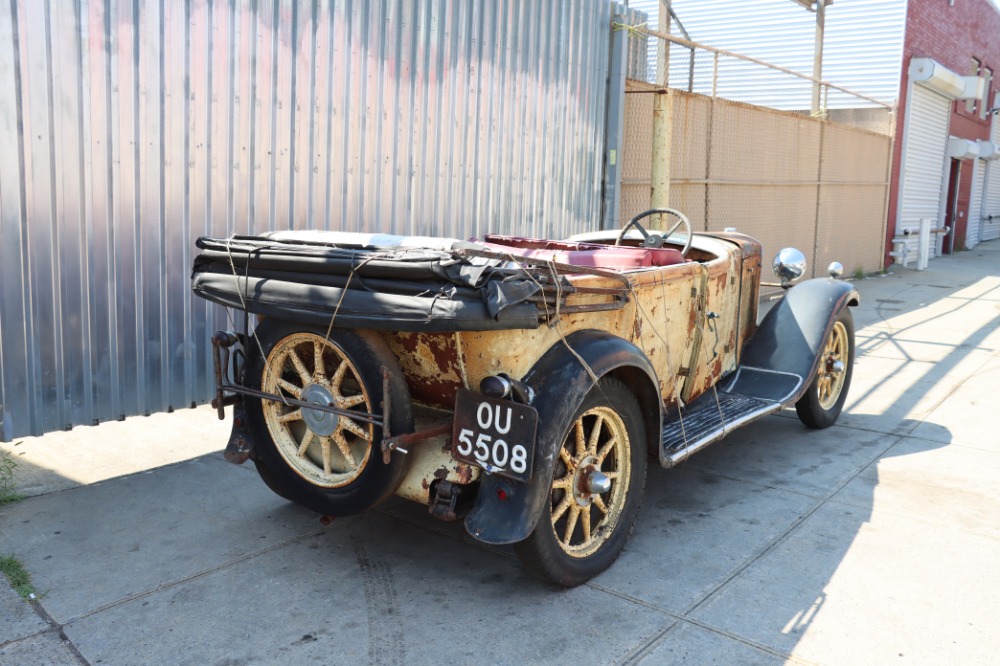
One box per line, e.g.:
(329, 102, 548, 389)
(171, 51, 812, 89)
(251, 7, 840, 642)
(212, 331, 240, 420)
(381, 367, 391, 435)
(380, 422, 452, 465)
(222, 403, 253, 465)
(428, 480, 462, 522)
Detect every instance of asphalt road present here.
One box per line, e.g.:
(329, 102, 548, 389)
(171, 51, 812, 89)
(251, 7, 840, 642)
(2, 241, 999, 665)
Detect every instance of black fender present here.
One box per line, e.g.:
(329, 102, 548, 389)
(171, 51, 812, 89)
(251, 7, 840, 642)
(463, 330, 661, 545)
(741, 278, 859, 403)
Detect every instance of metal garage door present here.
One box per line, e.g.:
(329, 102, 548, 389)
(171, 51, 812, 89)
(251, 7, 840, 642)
(983, 161, 1000, 241)
(898, 84, 951, 259)
(967, 158, 985, 248)
(983, 117, 1000, 243)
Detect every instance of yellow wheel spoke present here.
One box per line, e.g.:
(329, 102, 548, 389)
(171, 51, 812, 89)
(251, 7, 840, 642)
(596, 438, 617, 464)
(341, 418, 372, 442)
(560, 447, 574, 468)
(551, 474, 573, 490)
(593, 495, 608, 515)
(334, 432, 357, 467)
(277, 409, 303, 424)
(587, 415, 604, 456)
(287, 349, 311, 385)
(563, 505, 580, 544)
(321, 436, 332, 475)
(552, 496, 572, 524)
(581, 506, 592, 542)
(313, 341, 326, 382)
(604, 471, 619, 481)
(340, 394, 367, 409)
(574, 421, 586, 459)
(297, 429, 315, 457)
(277, 378, 302, 399)
(331, 361, 348, 392)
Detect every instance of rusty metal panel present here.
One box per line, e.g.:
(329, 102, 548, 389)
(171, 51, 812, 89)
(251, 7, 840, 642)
(0, 0, 613, 441)
(388, 260, 707, 412)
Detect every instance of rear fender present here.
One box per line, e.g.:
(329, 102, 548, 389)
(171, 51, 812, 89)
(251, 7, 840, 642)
(741, 278, 859, 403)
(464, 330, 661, 545)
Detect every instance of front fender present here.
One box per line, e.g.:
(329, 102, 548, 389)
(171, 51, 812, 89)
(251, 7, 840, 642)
(741, 278, 859, 403)
(463, 330, 660, 545)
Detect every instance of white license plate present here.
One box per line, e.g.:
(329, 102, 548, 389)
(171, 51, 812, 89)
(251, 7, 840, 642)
(452, 389, 538, 481)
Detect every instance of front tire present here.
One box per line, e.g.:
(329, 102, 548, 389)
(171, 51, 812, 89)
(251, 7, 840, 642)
(243, 320, 413, 516)
(795, 307, 854, 429)
(514, 378, 647, 587)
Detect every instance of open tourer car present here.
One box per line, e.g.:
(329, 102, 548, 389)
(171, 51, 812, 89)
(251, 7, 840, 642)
(192, 208, 858, 587)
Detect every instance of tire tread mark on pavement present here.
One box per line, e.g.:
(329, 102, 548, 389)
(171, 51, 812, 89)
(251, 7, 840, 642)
(353, 536, 404, 666)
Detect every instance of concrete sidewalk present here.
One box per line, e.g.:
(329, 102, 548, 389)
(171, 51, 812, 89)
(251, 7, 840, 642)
(2, 242, 999, 665)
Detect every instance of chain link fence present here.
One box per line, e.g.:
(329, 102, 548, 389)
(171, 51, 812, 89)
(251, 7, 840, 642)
(619, 21, 895, 281)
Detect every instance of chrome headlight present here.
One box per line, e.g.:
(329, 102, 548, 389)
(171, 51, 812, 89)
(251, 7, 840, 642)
(772, 247, 807, 287)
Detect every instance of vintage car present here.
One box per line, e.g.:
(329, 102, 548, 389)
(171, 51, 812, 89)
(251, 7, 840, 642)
(192, 208, 857, 587)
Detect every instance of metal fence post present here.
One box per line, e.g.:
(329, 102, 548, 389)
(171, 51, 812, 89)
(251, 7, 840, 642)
(602, 11, 628, 230)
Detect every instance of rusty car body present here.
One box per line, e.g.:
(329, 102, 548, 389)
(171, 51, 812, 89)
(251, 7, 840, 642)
(192, 208, 858, 586)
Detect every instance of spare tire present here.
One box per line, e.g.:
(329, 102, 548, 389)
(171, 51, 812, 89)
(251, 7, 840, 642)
(242, 320, 413, 516)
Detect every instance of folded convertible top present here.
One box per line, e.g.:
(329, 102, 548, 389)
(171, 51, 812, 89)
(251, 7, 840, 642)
(191, 234, 551, 332)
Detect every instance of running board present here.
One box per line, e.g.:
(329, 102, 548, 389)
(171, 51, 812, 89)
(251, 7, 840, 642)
(659, 367, 802, 468)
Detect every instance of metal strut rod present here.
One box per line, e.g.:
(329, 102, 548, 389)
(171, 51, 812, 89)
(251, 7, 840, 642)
(217, 382, 385, 428)
(212, 329, 384, 427)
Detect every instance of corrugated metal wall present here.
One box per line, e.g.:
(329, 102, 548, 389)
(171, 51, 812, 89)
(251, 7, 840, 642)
(0, 0, 612, 441)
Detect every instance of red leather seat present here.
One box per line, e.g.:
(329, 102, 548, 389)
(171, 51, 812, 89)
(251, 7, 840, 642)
(480, 235, 685, 270)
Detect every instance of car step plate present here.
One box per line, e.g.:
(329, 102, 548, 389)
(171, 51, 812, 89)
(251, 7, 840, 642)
(661, 392, 775, 451)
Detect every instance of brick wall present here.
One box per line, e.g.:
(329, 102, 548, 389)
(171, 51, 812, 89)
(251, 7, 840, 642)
(886, 0, 1000, 261)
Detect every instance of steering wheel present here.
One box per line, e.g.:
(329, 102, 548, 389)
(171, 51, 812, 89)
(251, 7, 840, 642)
(615, 208, 693, 256)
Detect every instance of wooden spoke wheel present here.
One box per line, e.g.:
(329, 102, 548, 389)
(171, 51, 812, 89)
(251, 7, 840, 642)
(796, 308, 855, 429)
(549, 405, 632, 558)
(261, 332, 374, 489)
(515, 378, 647, 587)
(243, 321, 412, 516)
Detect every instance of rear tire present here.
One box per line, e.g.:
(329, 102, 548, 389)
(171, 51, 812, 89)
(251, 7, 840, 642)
(795, 308, 854, 429)
(250, 458, 294, 502)
(243, 320, 413, 516)
(514, 378, 647, 587)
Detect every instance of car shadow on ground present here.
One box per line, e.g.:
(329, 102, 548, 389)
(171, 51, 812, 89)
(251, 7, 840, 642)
(615, 412, 951, 655)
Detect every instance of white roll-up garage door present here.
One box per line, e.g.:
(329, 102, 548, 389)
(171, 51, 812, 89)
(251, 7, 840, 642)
(898, 84, 951, 260)
(983, 161, 1000, 241)
(967, 158, 985, 248)
(983, 116, 1000, 243)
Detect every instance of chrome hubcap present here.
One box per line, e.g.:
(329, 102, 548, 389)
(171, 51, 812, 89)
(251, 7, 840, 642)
(300, 383, 339, 436)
